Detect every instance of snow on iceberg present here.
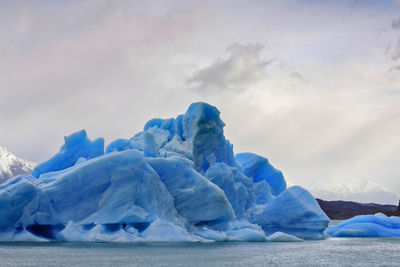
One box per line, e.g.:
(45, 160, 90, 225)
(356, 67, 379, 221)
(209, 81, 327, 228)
(0, 102, 329, 242)
(325, 213, 400, 237)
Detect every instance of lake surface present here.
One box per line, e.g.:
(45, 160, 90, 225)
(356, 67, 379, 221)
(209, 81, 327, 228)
(1, 238, 400, 266)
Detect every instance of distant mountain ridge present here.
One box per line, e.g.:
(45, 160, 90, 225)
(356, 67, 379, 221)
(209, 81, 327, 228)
(0, 146, 36, 184)
(316, 198, 398, 220)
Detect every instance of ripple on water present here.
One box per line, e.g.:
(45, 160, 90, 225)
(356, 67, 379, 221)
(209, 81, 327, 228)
(1, 239, 400, 266)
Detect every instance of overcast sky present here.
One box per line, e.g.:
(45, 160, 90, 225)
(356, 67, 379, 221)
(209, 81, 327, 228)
(1, 0, 400, 202)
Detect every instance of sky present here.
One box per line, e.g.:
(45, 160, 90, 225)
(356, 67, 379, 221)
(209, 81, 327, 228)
(1, 0, 400, 203)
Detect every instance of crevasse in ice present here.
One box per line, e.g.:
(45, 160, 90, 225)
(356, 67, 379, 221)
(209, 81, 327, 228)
(0, 102, 329, 242)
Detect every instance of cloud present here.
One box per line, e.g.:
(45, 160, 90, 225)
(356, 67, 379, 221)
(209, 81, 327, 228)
(187, 43, 270, 92)
(0, 0, 204, 161)
(392, 39, 400, 60)
(309, 175, 399, 204)
(1, 0, 400, 200)
(388, 38, 400, 71)
(393, 17, 400, 30)
(388, 17, 400, 71)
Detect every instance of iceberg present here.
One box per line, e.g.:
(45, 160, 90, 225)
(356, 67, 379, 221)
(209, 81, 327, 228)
(0, 102, 329, 242)
(325, 213, 400, 237)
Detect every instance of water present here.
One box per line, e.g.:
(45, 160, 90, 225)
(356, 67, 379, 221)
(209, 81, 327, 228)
(1, 238, 400, 266)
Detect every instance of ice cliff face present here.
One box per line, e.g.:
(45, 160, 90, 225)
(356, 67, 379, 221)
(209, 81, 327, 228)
(0, 146, 36, 184)
(0, 102, 329, 242)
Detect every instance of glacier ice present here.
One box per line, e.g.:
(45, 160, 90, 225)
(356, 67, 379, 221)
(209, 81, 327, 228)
(146, 156, 234, 225)
(226, 220, 267, 242)
(236, 153, 286, 196)
(325, 213, 400, 237)
(0, 102, 329, 242)
(31, 130, 104, 178)
(248, 186, 329, 239)
(266, 232, 304, 242)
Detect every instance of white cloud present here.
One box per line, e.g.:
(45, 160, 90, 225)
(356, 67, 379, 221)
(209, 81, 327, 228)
(392, 39, 400, 60)
(187, 43, 269, 92)
(393, 17, 400, 30)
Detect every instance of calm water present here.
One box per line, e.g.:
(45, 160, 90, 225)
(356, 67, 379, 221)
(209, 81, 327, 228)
(1, 238, 400, 266)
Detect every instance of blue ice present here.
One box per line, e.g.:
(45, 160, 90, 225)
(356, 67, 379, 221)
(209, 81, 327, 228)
(0, 102, 329, 242)
(326, 213, 400, 237)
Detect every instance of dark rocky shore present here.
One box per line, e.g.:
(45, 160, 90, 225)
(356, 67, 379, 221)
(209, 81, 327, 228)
(317, 199, 400, 220)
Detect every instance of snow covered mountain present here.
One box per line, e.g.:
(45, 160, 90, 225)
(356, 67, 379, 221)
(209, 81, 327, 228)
(0, 146, 36, 184)
(308, 176, 399, 205)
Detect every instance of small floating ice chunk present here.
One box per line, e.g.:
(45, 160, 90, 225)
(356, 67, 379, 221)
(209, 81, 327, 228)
(325, 213, 400, 237)
(226, 220, 267, 242)
(141, 219, 198, 242)
(194, 227, 227, 242)
(227, 228, 266, 242)
(266, 232, 304, 242)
